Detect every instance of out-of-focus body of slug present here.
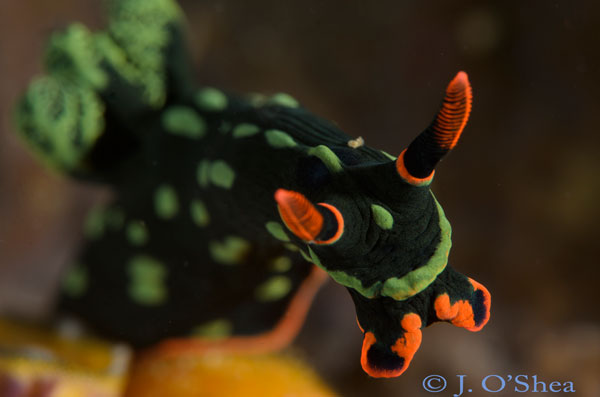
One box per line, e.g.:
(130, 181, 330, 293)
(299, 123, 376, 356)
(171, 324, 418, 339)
(15, 0, 491, 378)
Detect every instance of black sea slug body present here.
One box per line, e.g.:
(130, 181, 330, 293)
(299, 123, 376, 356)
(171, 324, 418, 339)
(15, 0, 491, 378)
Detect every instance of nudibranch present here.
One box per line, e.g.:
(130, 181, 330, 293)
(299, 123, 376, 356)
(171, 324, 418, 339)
(15, 0, 490, 378)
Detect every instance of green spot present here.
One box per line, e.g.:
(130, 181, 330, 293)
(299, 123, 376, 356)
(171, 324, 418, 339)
(267, 93, 299, 108)
(192, 319, 233, 340)
(62, 264, 87, 297)
(265, 222, 290, 242)
(380, 195, 451, 300)
(84, 207, 105, 239)
(127, 255, 167, 305)
(209, 160, 236, 189)
(314, 194, 451, 301)
(208, 236, 251, 265)
(195, 87, 228, 111)
(255, 276, 293, 302)
(127, 220, 148, 246)
(162, 106, 206, 139)
(154, 184, 179, 219)
(232, 123, 260, 138)
(197, 160, 210, 188)
(271, 256, 292, 272)
(307, 145, 343, 173)
(381, 150, 397, 161)
(371, 204, 394, 230)
(284, 243, 299, 252)
(190, 199, 210, 227)
(265, 129, 297, 148)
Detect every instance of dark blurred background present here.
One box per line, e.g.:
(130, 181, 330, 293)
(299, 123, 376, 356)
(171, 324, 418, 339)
(1, 0, 599, 396)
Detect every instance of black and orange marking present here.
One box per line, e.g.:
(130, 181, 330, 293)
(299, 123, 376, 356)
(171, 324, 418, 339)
(400, 71, 473, 179)
(360, 313, 422, 378)
(434, 277, 491, 332)
(430, 71, 472, 150)
(27, 14, 491, 380)
(396, 149, 435, 186)
(314, 203, 344, 245)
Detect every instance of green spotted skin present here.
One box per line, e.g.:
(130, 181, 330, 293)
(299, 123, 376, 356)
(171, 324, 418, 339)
(17, 0, 489, 361)
(54, 77, 449, 346)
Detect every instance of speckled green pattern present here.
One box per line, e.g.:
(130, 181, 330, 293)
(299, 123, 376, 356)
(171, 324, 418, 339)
(271, 256, 292, 272)
(195, 88, 228, 111)
(45, 23, 107, 89)
(208, 161, 236, 189)
(267, 93, 299, 108)
(16, 76, 105, 171)
(106, 0, 182, 106)
(232, 123, 261, 138)
(190, 199, 210, 227)
(154, 184, 179, 219)
(208, 236, 251, 265)
(196, 160, 236, 189)
(127, 255, 168, 305)
(371, 204, 394, 230)
(265, 129, 297, 148)
(255, 276, 292, 301)
(162, 106, 206, 138)
(307, 145, 343, 173)
(17, 0, 491, 375)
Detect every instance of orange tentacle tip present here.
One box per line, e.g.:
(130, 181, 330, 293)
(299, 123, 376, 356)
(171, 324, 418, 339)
(433, 279, 491, 332)
(468, 277, 491, 331)
(274, 189, 344, 244)
(433, 71, 473, 150)
(360, 313, 422, 378)
(275, 189, 324, 242)
(396, 149, 435, 186)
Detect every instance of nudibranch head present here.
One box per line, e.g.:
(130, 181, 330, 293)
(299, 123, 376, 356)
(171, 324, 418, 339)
(274, 72, 488, 377)
(275, 71, 472, 301)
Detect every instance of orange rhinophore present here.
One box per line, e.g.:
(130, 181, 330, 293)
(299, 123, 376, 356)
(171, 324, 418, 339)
(274, 189, 344, 244)
(432, 71, 472, 150)
(398, 71, 473, 182)
(275, 189, 324, 242)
